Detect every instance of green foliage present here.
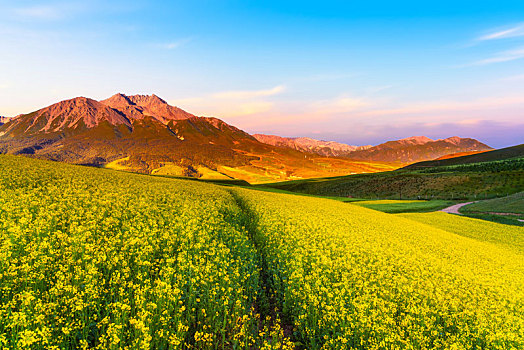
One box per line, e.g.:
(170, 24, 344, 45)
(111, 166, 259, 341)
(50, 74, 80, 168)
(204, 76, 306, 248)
(418, 157, 524, 173)
(404, 143, 524, 170)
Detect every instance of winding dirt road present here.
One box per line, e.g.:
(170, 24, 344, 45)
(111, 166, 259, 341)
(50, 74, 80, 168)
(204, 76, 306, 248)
(440, 202, 476, 215)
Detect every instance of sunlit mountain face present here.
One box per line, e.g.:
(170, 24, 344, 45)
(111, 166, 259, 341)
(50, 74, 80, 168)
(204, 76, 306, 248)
(0, 93, 493, 183)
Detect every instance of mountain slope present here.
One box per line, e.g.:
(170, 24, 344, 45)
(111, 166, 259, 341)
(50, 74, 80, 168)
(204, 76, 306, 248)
(0, 97, 130, 138)
(0, 116, 10, 126)
(347, 136, 492, 163)
(101, 93, 194, 123)
(254, 134, 492, 163)
(0, 94, 398, 183)
(253, 134, 371, 157)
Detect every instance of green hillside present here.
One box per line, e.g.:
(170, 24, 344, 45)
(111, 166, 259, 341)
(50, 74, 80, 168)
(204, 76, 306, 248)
(404, 143, 524, 170)
(0, 154, 523, 349)
(462, 191, 524, 214)
(261, 156, 524, 200)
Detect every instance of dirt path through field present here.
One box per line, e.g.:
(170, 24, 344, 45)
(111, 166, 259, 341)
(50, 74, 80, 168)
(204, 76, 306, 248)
(441, 202, 476, 215)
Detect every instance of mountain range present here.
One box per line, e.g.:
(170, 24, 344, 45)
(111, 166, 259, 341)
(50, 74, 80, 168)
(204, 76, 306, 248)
(253, 134, 372, 157)
(340, 136, 491, 163)
(253, 134, 491, 162)
(0, 94, 492, 183)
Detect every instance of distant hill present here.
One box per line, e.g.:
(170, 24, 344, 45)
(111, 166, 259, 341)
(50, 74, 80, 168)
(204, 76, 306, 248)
(404, 144, 524, 170)
(346, 136, 492, 163)
(254, 134, 492, 163)
(0, 94, 398, 183)
(435, 150, 490, 160)
(253, 134, 371, 157)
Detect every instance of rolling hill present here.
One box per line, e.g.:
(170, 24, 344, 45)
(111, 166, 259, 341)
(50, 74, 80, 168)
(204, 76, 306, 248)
(0, 94, 398, 183)
(404, 143, 524, 169)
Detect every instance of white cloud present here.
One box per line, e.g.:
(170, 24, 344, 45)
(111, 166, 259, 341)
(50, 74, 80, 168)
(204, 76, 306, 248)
(479, 24, 524, 41)
(212, 85, 285, 99)
(11, 2, 90, 20)
(14, 5, 62, 20)
(469, 47, 524, 66)
(157, 38, 193, 50)
(170, 85, 285, 118)
(311, 95, 368, 114)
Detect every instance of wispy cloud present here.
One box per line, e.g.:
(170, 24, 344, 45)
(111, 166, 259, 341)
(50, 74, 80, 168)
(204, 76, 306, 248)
(170, 85, 285, 118)
(212, 85, 285, 99)
(473, 48, 524, 66)
(466, 47, 524, 66)
(14, 5, 62, 20)
(311, 95, 368, 114)
(360, 95, 524, 117)
(479, 24, 524, 41)
(11, 2, 90, 21)
(298, 73, 358, 82)
(157, 38, 193, 50)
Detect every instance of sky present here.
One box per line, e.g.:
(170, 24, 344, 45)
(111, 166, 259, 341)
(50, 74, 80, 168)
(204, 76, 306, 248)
(0, 1, 523, 148)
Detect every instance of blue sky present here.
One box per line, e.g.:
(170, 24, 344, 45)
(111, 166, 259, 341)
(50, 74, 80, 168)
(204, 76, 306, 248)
(0, 1, 523, 147)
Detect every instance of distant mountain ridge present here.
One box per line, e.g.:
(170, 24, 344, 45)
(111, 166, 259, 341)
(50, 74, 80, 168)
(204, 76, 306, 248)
(254, 134, 492, 163)
(348, 136, 492, 163)
(253, 134, 372, 157)
(0, 94, 398, 183)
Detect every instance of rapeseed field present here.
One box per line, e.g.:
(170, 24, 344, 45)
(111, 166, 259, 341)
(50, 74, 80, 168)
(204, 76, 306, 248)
(233, 189, 524, 349)
(0, 155, 522, 349)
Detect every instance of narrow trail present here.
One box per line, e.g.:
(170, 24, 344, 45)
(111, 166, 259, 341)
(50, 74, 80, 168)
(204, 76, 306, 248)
(226, 189, 298, 347)
(440, 201, 477, 215)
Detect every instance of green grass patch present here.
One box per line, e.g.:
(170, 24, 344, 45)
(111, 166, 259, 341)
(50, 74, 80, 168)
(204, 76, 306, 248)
(352, 199, 456, 213)
(461, 191, 524, 214)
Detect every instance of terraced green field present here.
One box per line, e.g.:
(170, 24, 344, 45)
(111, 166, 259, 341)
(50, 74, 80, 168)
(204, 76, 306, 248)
(0, 155, 523, 349)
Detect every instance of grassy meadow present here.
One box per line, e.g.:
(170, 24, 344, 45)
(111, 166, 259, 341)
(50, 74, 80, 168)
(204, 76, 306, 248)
(0, 155, 523, 349)
(461, 191, 524, 215)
